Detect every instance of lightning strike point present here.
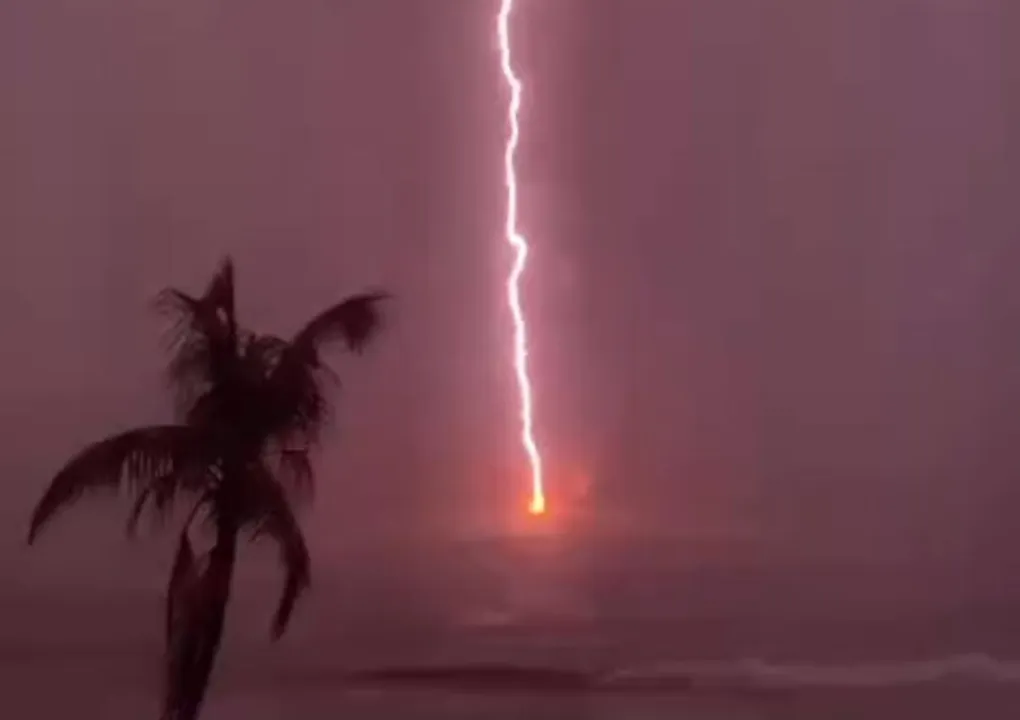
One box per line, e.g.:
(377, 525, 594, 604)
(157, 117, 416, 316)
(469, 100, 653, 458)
(497, 0, 547, 518)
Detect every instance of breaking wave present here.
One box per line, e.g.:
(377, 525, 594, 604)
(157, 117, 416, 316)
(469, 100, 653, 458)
(346, 654, 1020, 694)
(607, 654, 1020, 689)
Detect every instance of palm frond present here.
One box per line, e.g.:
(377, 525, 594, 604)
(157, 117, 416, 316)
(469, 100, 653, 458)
(127, 464, 218, 537)
(290, 291, 390, 361)
(165, 530, 200, 645)
(241, 466, 311, 639)
(261, 502, 311, 640)
(155, 289, 222, 360)
(265, 361, 332, 449)
(154, 258, 236, 340)
(241, 333, 288, 374)
(224, 294, 387, 452)
(28, 426, 214, 544)
(275, 447, 314, 503)
(154, 290, 223, 414)
(154, 258, 241, 417)
(203, 257, 236, 338)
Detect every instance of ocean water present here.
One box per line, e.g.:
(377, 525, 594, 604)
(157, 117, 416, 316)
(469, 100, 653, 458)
(8, 651, 1020, 719)
(8, 537, 1020, 717)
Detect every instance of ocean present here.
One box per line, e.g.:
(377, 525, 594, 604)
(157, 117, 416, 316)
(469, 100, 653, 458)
(7, 650, 1020, 719)
(7, 536, 1020, 718)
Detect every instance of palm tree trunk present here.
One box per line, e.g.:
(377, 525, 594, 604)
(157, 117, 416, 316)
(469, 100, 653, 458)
(162, 521, 237, 720)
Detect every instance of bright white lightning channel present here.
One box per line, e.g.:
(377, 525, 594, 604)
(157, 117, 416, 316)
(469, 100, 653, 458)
(497, 0, 546, 516)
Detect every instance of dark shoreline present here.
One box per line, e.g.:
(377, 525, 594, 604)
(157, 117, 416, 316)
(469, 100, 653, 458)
(346, 664, 594, 693)
(343, 663, 783, 696)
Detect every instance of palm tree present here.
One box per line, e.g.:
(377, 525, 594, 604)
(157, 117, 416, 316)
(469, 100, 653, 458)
(26, 258, 388, 720)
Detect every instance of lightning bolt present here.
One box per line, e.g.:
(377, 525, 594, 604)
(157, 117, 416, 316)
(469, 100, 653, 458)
(497, 0, 546, 516)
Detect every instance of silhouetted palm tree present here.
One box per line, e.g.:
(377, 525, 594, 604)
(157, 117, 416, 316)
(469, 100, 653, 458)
(26, 258, 388, 720)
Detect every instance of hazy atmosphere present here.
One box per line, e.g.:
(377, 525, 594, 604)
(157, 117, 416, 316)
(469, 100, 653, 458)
(2, 1, 1020, 717)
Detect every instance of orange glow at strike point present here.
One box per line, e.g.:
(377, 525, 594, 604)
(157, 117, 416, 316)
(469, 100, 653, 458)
(497, 0, 546, 517)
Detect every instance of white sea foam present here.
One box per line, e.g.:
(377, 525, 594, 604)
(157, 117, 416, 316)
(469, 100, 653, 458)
(606, 654, 1020, 689)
